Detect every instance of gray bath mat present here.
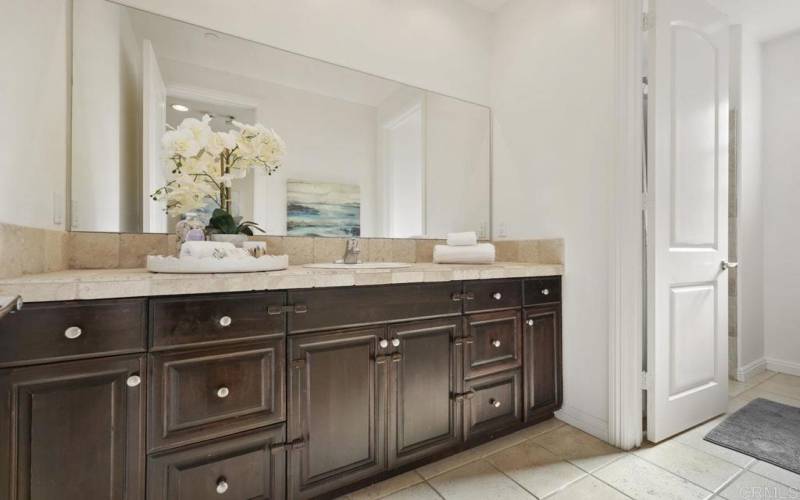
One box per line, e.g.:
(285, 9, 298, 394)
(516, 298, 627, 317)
(704, 398, 800, 474)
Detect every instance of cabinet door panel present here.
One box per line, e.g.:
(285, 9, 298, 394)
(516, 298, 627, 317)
(147, 425, 285, 500)
(0, 355, 145, 500)
(464, 370, 522, 441)
(389, 318, 462, 468)
(464, 311, 522, 379)
(288, 327, 387, 499)
(524, 304, 562, 421)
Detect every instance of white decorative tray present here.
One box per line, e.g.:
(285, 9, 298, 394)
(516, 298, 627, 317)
(147, 254, 289, 274)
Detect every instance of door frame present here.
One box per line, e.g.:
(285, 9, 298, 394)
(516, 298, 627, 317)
(607, 0, 645, 450)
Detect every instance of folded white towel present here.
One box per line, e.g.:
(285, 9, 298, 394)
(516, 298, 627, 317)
(433, 243, 495, 264)
(180, 241, 236, 259)
(447, 231, 478, 246)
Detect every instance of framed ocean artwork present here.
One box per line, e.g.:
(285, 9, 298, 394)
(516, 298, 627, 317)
(286, 180, 361, 237)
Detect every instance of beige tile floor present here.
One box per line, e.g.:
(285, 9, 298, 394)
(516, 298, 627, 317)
(343, 371, 800, 499)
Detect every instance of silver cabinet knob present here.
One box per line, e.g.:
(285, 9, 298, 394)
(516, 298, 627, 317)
(379, 339, 389, 349)
(541, 288, 550, 296)
(219, 316, 232, 327)
(391, 339, 400, 347)
(526, 319, 535, 326)
(216, 386, 230, 399)
(64, 326, 82, 340)
(491, 339, 501, 348)
(490, 399, 502, 408)
(126, 374, 141, 387)
(216, 478, 229, 494)
(492, 292, 502, 300)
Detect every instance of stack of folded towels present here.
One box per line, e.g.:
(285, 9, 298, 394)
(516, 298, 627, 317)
(433, 232, 496, 264)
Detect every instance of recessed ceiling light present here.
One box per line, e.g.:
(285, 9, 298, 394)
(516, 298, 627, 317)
(171, 104, 189, 112)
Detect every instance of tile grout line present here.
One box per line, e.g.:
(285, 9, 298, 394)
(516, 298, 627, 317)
(591, 452, 715, 497)
(483, 459, 542, 499)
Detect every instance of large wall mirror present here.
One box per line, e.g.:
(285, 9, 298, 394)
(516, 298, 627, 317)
(71, 0, 491, 238)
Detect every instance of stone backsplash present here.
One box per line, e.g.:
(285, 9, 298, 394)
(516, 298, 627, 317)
(0, 223, 563, 277)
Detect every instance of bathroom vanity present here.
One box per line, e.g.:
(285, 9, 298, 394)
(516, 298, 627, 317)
(0, 270, 562, 500)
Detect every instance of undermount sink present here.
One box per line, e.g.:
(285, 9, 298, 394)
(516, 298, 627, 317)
(303, 262, 412, 270)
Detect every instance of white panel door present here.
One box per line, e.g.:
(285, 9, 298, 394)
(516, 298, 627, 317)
(142, 39, 168, 233)
(647, 0, 730, 442)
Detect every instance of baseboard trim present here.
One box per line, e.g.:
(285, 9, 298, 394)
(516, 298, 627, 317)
(766, 357, 800, 377)
(736, 358, 767, 382)
(554, 404, 609, 442)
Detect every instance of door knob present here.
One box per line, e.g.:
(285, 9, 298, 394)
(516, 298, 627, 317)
(219, 316, 232, 327)
(541, 288, 550, 296)
(721, 261, 738, 271)
(489, 398, 502, 408)
(126, 374, 141, 387)
(491, 339, 501, 348)
(526, 319, 534, 327)
(216, 477, 229, 494)
(216, 386, 230, 398)
(391, 338, 400, 347)
(379, 339, 389, 349)
(493, 292, 502, 300)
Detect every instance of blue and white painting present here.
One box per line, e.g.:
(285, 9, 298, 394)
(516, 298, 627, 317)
(286, 180, 361, 237)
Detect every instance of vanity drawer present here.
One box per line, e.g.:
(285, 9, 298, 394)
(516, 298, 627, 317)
(148, 338, 285, 452)
(524, 277, 561, 305)
(463, 279, 522, 313)
(288, 282, 462, 333)
(150, 291, 285, 349)
(148, 424, 286, 500)
(463, 310, 522, 380)
(464, 370, 522, 441)
(0, 298, 146, 367)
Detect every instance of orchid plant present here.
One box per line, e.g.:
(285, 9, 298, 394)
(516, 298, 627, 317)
(152, 115, 286, 234)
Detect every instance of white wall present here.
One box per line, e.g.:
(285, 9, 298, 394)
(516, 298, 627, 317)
(72, 0, 142, 232)
(0, 0, 69, 230)
(491, 0, 616, 438)
(731, 26, 765, 373)
(160, 59, 378, 236)
(115, 0, 492, 106)
(762, 32, 800, 373)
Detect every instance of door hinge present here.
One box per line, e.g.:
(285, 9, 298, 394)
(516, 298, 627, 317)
(451, 292, 475, 302)
(267, 304, 308, 315)
(642, 12, 653, 32)
(452, 390, 476, 402)
(269, 438, 306, 454)
(640, 371, 652, 391)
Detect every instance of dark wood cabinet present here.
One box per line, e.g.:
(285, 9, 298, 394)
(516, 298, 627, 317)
(0, 355, 146, 500)
(0, 277, 562, 500)
(287, 327, 388, 499)
(523, 304, 562, 421)
(148, 424, 286, 500)
(388, 318, 463, 468)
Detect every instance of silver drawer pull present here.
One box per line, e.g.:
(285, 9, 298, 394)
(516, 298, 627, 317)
(219, 316, 232, 327)
(492, 292, 502, 300)
(391, 339, 400, 347)
(126, 374, 141, 387)
(64, 326, 83, 340)
(526, 319, 535, 327)
(379, 339, 389, 349)
(491, 339, 501, 348)
(216, 386, 230, 399)
(216, 477, 229, 494)
(490, 398, 502, 408)
(541, 288, 550, 296)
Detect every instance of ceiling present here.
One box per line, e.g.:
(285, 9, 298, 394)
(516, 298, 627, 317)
(707, 0, 800, 40)
(461, 0, 510, 13)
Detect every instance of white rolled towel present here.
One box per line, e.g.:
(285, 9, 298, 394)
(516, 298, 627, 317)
(180, 241, 236, 259)
(446, 231, 478, 246)
(433, 243, 495, 264)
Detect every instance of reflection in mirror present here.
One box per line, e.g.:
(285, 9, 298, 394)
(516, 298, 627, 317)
(71, 0, 491, 238)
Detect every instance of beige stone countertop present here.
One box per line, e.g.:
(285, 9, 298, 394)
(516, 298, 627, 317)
(0, 262, 563, 303)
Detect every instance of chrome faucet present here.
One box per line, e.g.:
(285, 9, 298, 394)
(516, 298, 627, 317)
(342, 238, 361, 264)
